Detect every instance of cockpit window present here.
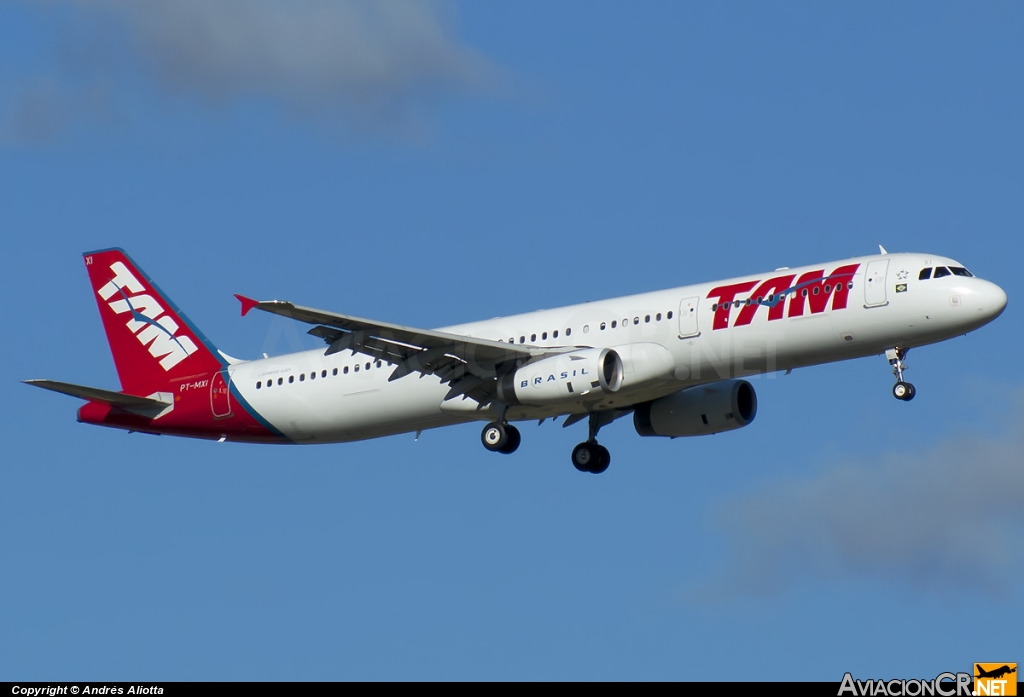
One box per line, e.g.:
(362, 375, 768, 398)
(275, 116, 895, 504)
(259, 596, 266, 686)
(933, 266, 951, 278)
(918, 268, 932, 280)
(950, 266, 973, 277)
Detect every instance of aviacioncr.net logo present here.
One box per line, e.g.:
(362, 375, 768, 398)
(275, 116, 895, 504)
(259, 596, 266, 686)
(974, 664, 1017, 697)
(838, 672, 972, 697)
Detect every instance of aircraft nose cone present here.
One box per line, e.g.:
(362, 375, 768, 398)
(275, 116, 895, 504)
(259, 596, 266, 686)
(980, 280, 1007, 320)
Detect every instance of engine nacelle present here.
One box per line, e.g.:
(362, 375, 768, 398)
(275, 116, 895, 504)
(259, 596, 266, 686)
(497, 348, 623, 406)
(609, 342, 676, 388)
(633, 380, 757, 437)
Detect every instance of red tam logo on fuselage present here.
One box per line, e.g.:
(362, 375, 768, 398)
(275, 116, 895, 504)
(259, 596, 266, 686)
(706, 263, 861, 330)
(96, 261, 199, 370)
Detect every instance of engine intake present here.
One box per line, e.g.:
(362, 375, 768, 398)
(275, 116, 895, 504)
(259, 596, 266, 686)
(633, 380, 757, 437)
(497, 348, 623, 406)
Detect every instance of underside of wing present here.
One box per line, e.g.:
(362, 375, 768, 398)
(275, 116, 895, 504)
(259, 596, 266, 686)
(236, 296, 574, 404)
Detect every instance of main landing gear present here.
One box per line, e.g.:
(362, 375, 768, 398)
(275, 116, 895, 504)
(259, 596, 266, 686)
(887, 347, 916, 402)
(481, 421, 521, 454)
(571, 412, 613, 475)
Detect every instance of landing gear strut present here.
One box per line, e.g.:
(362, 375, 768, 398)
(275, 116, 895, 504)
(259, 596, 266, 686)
(571, 412, 612, 474)
(887, 347, 916, 402)
(481, 421, 521, 454)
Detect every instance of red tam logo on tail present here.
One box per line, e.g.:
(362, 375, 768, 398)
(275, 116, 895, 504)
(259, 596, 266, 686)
(96, 261, 199, 370)
(84, 249, 222, 393)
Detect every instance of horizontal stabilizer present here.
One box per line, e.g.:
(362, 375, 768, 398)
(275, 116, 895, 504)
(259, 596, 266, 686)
(23, 379, 172, 409)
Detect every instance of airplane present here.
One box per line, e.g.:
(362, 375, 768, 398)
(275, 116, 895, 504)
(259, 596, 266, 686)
(25, 247, 1006, 474)
(976, 665, 1017, 680)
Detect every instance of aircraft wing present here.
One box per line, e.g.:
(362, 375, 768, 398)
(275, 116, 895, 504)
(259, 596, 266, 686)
(236, 295, 565, 403)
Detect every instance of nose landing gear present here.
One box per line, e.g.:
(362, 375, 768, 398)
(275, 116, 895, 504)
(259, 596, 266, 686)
(887, 347, 916, 401)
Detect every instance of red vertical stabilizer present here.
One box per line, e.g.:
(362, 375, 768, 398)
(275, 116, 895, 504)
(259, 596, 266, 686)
(83, 248, 223, 394)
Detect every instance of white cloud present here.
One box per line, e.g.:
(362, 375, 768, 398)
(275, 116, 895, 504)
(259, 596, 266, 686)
(709, 392, 1024, 597)
(1, 78, 114, 145)
(3, 0, 493, 142)
(92, 0, 490, 109)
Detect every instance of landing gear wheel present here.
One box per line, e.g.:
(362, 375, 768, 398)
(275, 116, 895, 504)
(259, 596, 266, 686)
(571, 442, 611, 474)
(481, 422, 509, 452)
(572, 442, 597, 472)
(887, 348, 916, 403)
(893, 382, 916, 401)
(497, 425, 521, 454)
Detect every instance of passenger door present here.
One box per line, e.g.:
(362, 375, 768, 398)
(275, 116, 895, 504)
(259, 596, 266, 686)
(210, 370, 233, 419)
(864, 259, 889, 307)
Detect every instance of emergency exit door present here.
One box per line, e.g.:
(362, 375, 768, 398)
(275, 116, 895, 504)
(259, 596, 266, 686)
(678, 297, 700, 338)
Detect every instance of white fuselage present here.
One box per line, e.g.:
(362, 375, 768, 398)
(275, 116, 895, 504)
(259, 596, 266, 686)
(228, 253, 1006, 443)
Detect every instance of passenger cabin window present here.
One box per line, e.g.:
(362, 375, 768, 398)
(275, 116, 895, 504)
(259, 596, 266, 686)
(919, 268, 932, 280)
(553, 330, 559, 338)
(278, 378, 283, 385)
(566, 328, 572, 336)
(934, 267, 951, 278)
(256, 381, 262, 389)
(950, 266, 973, 277)
(667, 311, 673, 319)
(289, 376, 294, 383)
(542, 332, 548, 340)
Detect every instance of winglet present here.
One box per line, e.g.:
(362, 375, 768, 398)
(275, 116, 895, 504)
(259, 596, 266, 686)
(235, 294, 260, 317)
(878, 245, 888, 255)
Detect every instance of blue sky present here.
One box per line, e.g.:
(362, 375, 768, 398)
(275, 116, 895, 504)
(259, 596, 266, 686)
(2, 1, 1021, 681)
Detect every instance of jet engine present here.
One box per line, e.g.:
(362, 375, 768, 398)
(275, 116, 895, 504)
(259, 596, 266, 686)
(496, 348, 623, 406)
(633, 380, 757, 437)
